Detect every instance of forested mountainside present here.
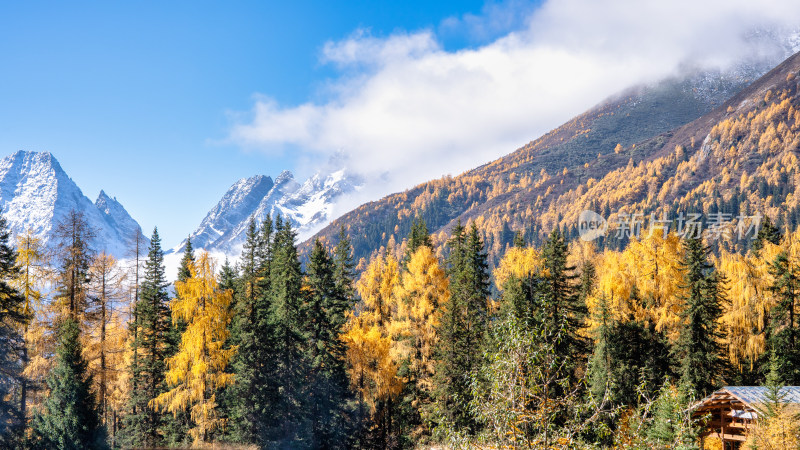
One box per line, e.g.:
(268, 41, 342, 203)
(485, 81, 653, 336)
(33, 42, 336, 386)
(307, 53, 800, 268)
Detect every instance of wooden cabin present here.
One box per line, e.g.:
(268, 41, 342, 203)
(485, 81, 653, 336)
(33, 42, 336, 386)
(692, 386, 800, 448)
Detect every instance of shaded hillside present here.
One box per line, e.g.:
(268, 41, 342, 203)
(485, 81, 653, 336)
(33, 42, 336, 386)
(306, 60, 794, 266)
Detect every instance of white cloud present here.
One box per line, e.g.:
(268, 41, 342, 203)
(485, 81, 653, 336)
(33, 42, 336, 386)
(229, 0, 800, 211)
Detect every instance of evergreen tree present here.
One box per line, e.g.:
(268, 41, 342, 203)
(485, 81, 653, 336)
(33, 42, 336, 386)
(767, 251, 800, 384)
(539, 229, 586, 372)
(0, 210, 27, 444)
(675, 237, 727, 397)
(224, 219, 267, 444)
(433, 222, 490, 433)
(263, 217, 308, 444)
(121, 228, 171, 448)
(219, 259, 237, 292)
(405, 216, 432, 263)
(30, 318, 107, 449)
(333, 225, 356, 305)
(745, 355, 800, 448)
(177, 237, 195, 283)
(305, 239, 353, 448)
(642, 383, 699, 448)
(513, 230, 526, 248)
(588, 293, 672, 409)
(752, 215, 780, 256)
(588, 295, 613, 405)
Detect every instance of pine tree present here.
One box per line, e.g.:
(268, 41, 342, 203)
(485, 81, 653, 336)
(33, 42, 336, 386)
(539, 229, 586, 367)
(752, 215, 781, 256)
(588, 291, 672, 409)
(305, 239, 353, 448)
(642, 383, 699, 448)
(745, 355, 800, 448)
(768, 251, 800, 384)
(588, 294, 613, 405)
(433, 221, 490, 433)
(30, 318, 107, 449)
(0, 211, 27, 444)
(333, 225, 357, 304)
(121, 228, 171, 448)
(405, 216, 432, 264)
(152, 252, 235, 445)
(224, 219, 266, 444)
(262, 217, 308, 444)
(675, 237, 727, 397)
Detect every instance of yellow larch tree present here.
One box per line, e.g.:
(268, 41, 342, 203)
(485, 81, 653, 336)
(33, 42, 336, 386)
(342, 251, 402, 429)
(587, 232, 685, 340)
(627, 232, 685, 338)
(494, 245, 542, 291)
(716, 231, 790, 371)
(86, 252, 128, 435)
(14, 229, 49, 421)
(716, 244, 777, 371)
(392, 246, 449, 401)
(151, 252, 235, 444)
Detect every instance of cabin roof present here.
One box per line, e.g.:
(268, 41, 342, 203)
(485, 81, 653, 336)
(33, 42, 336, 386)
(694, 386, 800, 413)
(722, 386, 800, 406)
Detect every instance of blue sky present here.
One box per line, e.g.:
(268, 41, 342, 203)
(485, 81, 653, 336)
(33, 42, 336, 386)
(0, 0, 518, 246)
(2, 0, 800, 248)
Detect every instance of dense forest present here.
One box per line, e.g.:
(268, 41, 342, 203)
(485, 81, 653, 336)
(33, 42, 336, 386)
(0, 201, 798, 448)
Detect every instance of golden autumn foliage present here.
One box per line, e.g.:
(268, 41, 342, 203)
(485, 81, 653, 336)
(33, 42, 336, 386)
(392, 246, 449, 395)
(15, 229, 46, 318)
(85, 252, 128, 428)
(151, 252, 235, 444)
(587, 232, 685, 340)
(342, 252, 403, 414)
(494, 246, 542, 290)
(745, 405, 800, 449)
(15, 229, 48, 418)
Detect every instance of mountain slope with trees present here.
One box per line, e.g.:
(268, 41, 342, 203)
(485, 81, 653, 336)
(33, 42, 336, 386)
(307, 52, 800, 267)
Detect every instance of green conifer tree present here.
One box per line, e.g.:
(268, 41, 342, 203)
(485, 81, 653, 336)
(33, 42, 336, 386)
(222, 220, 261, 444)
(30, 318, 107, 449)
(263, 217, 308, 444)
(752, 215, 780, 256)
(405, 216, 432, 263)
(675, 237, 727, 397)
(0, 210, 28, 445)
(120, 228, 171, 448)
(767, 251, 800, 384)
(434, 222, 490, 433)
(539, 229, 586, 372)
(305, 239, 353, 448)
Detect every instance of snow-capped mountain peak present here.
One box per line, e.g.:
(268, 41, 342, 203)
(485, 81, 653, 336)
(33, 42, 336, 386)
(0, 150, 146, 257)
(177, 166, 362, 256)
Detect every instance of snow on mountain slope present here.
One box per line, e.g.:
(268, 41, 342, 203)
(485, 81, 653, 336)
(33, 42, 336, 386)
(0, 150, 147, 257)
(176, 168, 361, 256)
(182, 174, 275, 251)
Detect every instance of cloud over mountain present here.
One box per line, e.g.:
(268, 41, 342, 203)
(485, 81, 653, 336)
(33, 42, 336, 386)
(229, 0, 800, 203)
